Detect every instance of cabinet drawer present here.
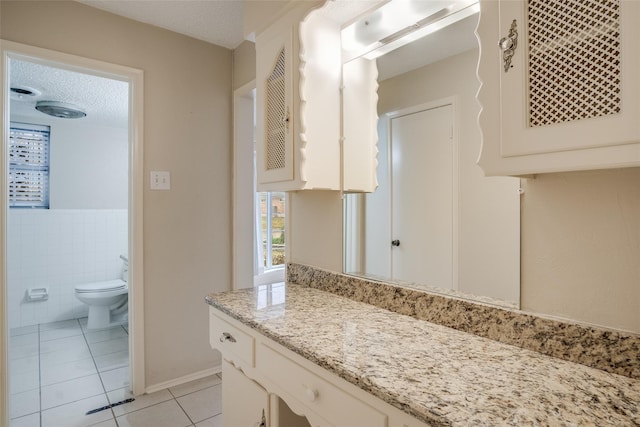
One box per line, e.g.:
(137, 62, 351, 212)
(209, 310, 254, 368)
(257, 343, 387, 427)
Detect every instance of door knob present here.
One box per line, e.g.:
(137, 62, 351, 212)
(391, 240, 400, 247)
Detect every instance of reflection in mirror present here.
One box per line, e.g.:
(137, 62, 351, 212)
(342, 1, 521, 308)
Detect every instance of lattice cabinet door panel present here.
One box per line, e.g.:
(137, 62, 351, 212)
(254, 3, 342, 192)
(477, 0, 640, 176)
(256, 27, 295, 186)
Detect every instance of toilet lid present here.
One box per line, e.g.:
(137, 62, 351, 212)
(75, 279, 127, 293)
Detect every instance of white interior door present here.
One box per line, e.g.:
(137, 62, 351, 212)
(390, 104, 453, 288)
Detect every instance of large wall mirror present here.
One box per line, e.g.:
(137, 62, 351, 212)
(341, 0, 522, 308)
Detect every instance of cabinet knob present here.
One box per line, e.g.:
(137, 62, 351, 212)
(280, 107, 291, 132)
(304, 386, 319, 402)
(499, 19, 518, 72)
(219, 332, 237, 343)
(254, 409, 266, 427)
(391, 240, 400, 247)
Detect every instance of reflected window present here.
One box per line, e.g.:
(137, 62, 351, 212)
(256, 191, 285, 271)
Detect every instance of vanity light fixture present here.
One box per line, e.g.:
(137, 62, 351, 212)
(342, 0, 480, 62)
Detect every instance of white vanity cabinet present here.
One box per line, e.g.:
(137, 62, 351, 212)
(255, 3, 342, 192)
(209, 308, 430, 427)
(477, 0, 640, 176)
(222, 360, 269, 427)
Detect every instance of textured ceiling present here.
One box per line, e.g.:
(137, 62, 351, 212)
(8, 1, 477, 129)
(10, 59, 129, 128)
(77, 0, 245, 49)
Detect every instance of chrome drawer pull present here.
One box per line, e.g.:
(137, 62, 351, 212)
(219, 332, 237, 343)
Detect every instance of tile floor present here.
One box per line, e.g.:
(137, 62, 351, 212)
(9, 318, 222, 427)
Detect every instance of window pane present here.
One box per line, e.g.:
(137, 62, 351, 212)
(271, 192, 285, 267)
(258, 191, 285, 270)
(9, 123, 50, 208)
(259, 192, 268, 269)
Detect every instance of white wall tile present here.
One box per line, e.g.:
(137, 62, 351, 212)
(8, 209, 128, 327)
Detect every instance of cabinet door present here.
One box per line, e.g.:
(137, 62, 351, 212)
(342, 57, 378, 193)
(256, 27, 295, 186)
(477, 0, 640, 175)
(223, 360, 269, 427)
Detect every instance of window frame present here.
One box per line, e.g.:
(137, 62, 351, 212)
(8, 122, 51, 209)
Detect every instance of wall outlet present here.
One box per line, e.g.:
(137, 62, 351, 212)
(150, 171, 171, 190)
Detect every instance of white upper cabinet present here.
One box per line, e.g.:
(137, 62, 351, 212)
(255, 0, 381, 192)
(256, 3, 342, 191)
(341, 57, 379, 193)
(477, 0, 640, 176)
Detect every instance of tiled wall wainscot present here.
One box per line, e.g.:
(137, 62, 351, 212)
(8, 209, 128, 327)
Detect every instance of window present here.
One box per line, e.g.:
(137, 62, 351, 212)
(9, 123, 50, 209)
(256, 191, 286, 272)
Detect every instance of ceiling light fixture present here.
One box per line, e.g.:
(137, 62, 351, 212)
(35, 101, 87, 119)
(342, 0, 480, 62)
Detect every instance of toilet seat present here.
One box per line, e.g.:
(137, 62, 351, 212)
(75, 279, 127, 293)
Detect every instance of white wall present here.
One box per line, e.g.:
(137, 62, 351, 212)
(1, 0, 231, 388)
(8, 209, 127, 327)
(7, 114, 128, 327)
(11, 114, 128, 209)
(521, 169, 640, 332)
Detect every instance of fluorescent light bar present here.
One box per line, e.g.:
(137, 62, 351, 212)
(342, 1, 480, 63)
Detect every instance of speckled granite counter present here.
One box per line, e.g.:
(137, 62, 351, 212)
(287, 263, 640, 380)
(206, 283, 640, 426)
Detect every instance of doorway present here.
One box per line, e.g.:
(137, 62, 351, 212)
(1, 40, 144, 425)
(389, 103, 454, 286)
(345, 98, 459, 290)
(233, 80, 286, 290)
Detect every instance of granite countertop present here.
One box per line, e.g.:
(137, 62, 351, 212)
(206, 283, 640, 426)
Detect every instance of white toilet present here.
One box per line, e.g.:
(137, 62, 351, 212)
(75, 255, 129, 330)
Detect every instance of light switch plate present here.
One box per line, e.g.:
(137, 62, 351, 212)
(150, 171, 171, 190)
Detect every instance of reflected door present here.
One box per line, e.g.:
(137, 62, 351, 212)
(390, 104, 453, 288)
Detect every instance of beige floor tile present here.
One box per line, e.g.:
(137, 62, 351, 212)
(176, 385, 222, 423)
(115, 400, 192, 427)
(195, 414, 222, 427)
(169, 375, 222, 398)
(108, 388, 173, 416)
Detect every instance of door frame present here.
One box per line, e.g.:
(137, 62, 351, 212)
(233, 80, 257, 290)
(0, 40, 145, 422)
(384, 96, 460, 290)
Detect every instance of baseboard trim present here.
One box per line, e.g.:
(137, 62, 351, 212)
(144, 364, 222, 395)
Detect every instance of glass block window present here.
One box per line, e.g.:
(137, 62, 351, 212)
(9, 123, 50, 208)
